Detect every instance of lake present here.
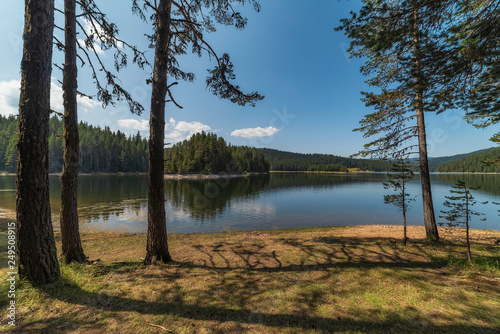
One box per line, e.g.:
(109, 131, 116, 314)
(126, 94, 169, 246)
(0, 173, 499, 233)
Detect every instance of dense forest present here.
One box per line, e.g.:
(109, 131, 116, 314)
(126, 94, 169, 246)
(436, 147, 500, 173)
(426, 148, 495, 172)
(0, 115, 149, 173)
(259, 148, 391, 172)
(3, 114, 498, 175)
(165, 131, 269, 174)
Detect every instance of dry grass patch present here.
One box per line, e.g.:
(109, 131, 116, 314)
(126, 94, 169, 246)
(1, 225, 499, 333)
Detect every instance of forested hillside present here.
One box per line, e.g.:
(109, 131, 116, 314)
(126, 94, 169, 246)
(0, 115, 148, 173)
(259, 148, 391, 172)
(4, 113, 497, 174)
(2, 117, 268, 175)
(436, 147, 500, 173)
(165, 131, 269, 174)
(427, 148, 495, 172)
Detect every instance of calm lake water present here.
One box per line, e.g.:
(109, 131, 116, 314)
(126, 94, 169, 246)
(0, 173, 499, 233)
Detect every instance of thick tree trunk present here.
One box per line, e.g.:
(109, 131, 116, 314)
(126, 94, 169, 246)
(413, 7, 439, 242)
(17, 0, 60, 283)
(416, 107, 439, 241)
(61, 0, 86, 263)
(145, 0, 173, 264)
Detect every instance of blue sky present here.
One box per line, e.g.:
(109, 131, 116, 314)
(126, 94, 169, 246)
(0, 0, 497, 157)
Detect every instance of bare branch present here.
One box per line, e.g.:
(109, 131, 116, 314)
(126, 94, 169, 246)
(166, 88, 183, 109)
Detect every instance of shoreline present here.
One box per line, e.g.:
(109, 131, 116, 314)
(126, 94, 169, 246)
(1, 210, 499, 239)
(164, 172, 268, 179)
(432, 171, 500, 175)
(3, 222, 499, 333)
(3, 171, 500, 177)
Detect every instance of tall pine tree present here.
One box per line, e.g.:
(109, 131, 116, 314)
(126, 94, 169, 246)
(132, 0, 264, 264)
(57, 0, 150, 263)
(17, 0, 60, 283)
(337, 0, 458, 241)
(60, 0, 86, 264)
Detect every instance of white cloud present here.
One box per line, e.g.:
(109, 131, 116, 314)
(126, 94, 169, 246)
(75, 20, 102, 55)
(82, 19, 108, 40)
(0, 80, 20, 116)
(78, 19, 123, 54)
(0, 79, 100, 116)
(174, 121, 211, 134)
(116, 117, 212, 143)
(49, 78, 100, 113)
(165, 130, 184, 143)
(166, 118, 211, 143)
(231, 126, 279, 138)
(80, 19, 106, 54)
(78, 38, 105, 55)
(118, 119, 149, 131)
(78, 96, 101, 113)
(50, 81, 64, 112)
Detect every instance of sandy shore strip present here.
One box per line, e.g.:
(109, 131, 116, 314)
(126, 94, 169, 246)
(1, 205, 499, 245)
(0, 207, 15, 220)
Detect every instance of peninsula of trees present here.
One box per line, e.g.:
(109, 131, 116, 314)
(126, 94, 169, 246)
(165, 131, 269, 174)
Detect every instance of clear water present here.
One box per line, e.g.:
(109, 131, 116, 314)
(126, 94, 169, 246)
(0, 173, 499, 233)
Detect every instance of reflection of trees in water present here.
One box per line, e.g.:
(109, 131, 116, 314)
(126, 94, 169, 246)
(49, 174, 148, 208)
(0, 176, 16, 211)
(4, 173, 500, 226)
(267, 173, 388, 191)
(434, 174, 500, 197)
(165, 175, 271, 221)
(50, 175, 149, 223)
(78, 199, 148, 224)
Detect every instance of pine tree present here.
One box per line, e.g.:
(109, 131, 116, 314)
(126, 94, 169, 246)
(57, 0, 149, 263)
(439, 180, 487, 265)
(17, 0, 60, 283)
(337, 0, 457, 241)
(448, 1, 500, 160)
(383, 159, 415, 246)
(132, 0, 263, 264)
(60, 0, 86, 263)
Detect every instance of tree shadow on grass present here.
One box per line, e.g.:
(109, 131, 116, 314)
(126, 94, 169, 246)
(15, 277, 500, 334)
(12, 235, 500, 333)
(182, 237, 454, 273)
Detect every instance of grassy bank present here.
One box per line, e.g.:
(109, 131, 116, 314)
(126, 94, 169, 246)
(1, 224, 500, 333)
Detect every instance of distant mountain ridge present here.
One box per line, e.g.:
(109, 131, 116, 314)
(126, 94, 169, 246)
(259, 147, 498, 173)
(435, 147, 500, 173)
(428, 147, 496, 172)
(258, 148, 391, 172)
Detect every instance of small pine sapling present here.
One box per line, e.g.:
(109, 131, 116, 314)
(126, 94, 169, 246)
(439, 180, 487, 265)
(383, 159, 415, 246)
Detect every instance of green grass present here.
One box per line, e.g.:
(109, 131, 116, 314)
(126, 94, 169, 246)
(1, 225, 500, 333)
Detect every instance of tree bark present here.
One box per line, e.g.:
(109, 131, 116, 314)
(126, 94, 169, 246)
(61, 0, 86, 263)
(413, 6, 439, 242)
(145, 0, 173, 264)
(17, 0, 60, 283)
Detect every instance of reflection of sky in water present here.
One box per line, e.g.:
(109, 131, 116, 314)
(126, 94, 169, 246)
(1, 174, 500, 233)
